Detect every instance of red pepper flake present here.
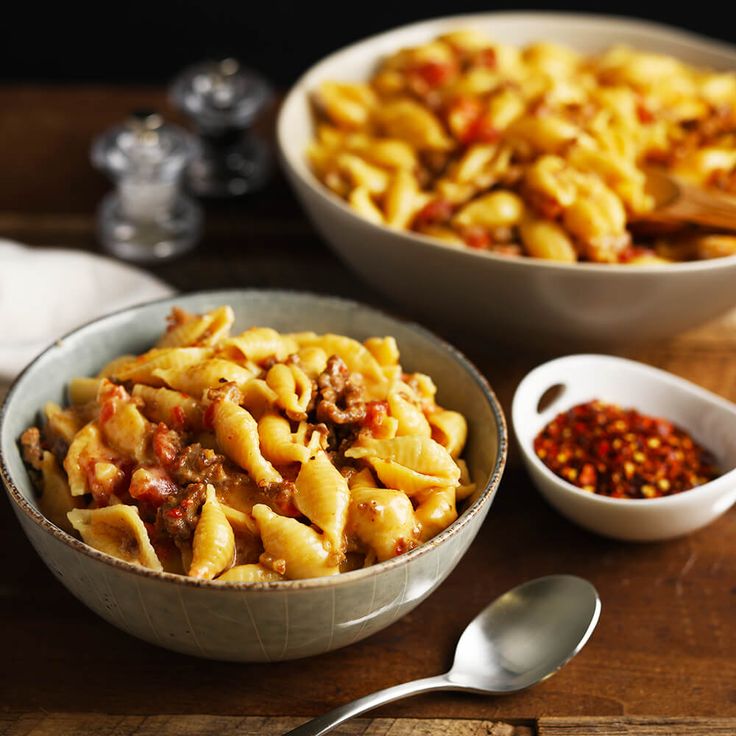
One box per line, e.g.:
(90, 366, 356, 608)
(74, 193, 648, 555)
(533, 400, 718, 499)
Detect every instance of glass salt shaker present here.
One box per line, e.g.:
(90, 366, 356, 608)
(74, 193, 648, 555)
(170, 58, 272, 197)
(91, 111, 202, 262)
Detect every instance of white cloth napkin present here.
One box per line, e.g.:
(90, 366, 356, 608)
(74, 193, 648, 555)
(0, 240, 175, 381)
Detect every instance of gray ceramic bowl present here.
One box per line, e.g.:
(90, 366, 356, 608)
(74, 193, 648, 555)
(0, 290, 506, 661)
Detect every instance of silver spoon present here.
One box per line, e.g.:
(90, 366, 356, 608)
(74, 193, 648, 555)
(285, 574, 601, 736)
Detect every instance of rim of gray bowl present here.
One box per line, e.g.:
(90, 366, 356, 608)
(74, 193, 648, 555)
(277, 10, 736, 275)
(0, 288, 508, 592)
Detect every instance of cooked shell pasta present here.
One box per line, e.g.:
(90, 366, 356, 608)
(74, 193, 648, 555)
(253, 504, 340, 579)
(189, 484, 235, 580)
(347, 485, 419, 561)
(39, 451, 81, 533)
(294, 451, 350, 553)
(211, 399, 282, 485)
(157, 305, 234, 349)
(20, 305, 474, 581)
(216, 564, 284, 583)
(67, 505, 162, 571)
(308, 32, 736, 263)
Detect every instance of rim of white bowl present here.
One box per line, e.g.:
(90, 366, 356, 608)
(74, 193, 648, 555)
(0, 288, 507, 591)
(512, 353, 736, 508)
(277, 11, 736, 275)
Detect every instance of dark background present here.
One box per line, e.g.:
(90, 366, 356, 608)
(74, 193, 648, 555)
(1, 1, 734, 87)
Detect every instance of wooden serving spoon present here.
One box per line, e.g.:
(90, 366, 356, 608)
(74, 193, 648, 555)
(638, 169, 736, 231)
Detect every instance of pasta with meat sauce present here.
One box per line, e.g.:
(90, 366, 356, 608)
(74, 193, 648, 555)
(19, 305, 474, 582)
(308, 31, 736, 263)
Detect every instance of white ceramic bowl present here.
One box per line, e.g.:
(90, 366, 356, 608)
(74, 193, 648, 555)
(277, 13, 736, 345)
(512, 354, 736, 541)
(0, 290, 506, 661)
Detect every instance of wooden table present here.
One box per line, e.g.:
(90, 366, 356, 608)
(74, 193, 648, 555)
(1, 87, 734, 736)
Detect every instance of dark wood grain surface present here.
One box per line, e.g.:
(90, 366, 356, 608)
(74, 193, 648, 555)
(1, 87, 735, 731)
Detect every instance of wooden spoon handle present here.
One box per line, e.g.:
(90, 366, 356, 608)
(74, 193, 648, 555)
(654, 181, 736, 231)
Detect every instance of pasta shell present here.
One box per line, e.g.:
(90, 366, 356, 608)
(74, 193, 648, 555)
(153, 358, 256, 398)
(211, 400, 282, 485)
(157, 305, 234, 348)
(294, 333, 388, 398)
(39, 451, 81, 533)
(216, 564, 283, 583)
(414, 486, 457, 542)
(97, 354, 137, 379)
(67, 505, 162, 571)
(64, 422, 121, 497)
(252, 504, 339, 579)
(68, 378, 102, 406)
(258, 411, 311, 465)
(363, 336, 400, 367)
(189, 484, 235, 580)
(240, 379, 278, 419)
(295, 347, 328, 379)
(347, 486, 418, 561)
(44, 402, 84, 444)
(98, 382, 151, 463)
(428, 409, 468, 458)
(221, 503, 259, 536)
(455, 459, 477, 502)
(266, 363, 312, 421)
(347, 467, 378, 490)
(219, 327, 298, 364)
(345, 436, 460, 495)
(132, 384, 202, 430)
(112, 348, 211, 386)
(388, 385, 431, 439)
(295, 451, 350, 552)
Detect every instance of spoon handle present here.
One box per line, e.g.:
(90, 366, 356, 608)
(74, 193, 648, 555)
(655, 181, 736, 231)
(283, 673, 453, 736)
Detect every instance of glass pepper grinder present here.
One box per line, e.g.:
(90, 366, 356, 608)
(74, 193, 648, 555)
(91, 110, 202, 262)
(170, 58, 272, 197)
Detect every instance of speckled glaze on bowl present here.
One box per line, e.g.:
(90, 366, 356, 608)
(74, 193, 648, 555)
(0, 290, 506, 661)
(277, 13, 736, 345)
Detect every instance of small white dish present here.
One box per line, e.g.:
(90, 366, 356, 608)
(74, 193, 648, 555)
(512, 355, 736, 541)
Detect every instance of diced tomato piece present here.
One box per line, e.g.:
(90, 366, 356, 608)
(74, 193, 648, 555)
(412, 60, 456, 88)
(99, 401, 116, 425)
(171, 405, 187, 430)
(462, 227, 492, 249)
(447, 96, 482, 140)
(636, 103, 655, 124)
(152, 423, 181, 469)
(129, 466, 178, 507)
(364, 400, 390, 435)
(414, 198, 454, 228)
(475, 47, 498, 68)
(461, 115, 500, 145)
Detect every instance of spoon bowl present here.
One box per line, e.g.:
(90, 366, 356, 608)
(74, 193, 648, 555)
(449, 575, 600, 693)
(286, 575, 601, 736)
